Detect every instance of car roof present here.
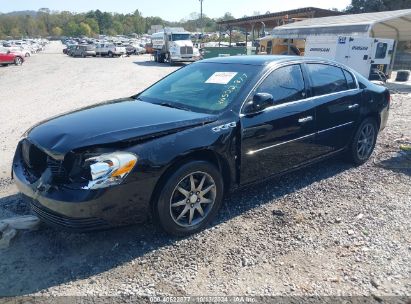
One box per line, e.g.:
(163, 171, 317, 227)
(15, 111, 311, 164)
(200, 55, 303, 66)
(199, 55, 341, 67)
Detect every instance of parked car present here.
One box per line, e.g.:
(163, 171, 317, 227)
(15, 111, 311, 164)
(71, 45, 96, 57)
(5, 46, 31, 58)
(66, 45, 78, 56)
(12, 56, 390, 236)
(0, 49, 24, 66)
(95, 43, 126, 57)
(124, 44, 136, 55)
(134, 43, 146, 55)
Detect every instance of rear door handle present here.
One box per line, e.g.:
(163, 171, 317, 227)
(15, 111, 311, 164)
(348, 104, 359, 110)
(298, 116, 313, 123)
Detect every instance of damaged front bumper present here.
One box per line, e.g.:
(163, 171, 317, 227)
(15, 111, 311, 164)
(12, 141, 154, 231)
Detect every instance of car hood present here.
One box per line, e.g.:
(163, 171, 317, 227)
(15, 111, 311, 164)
(27, 98, 217, 159)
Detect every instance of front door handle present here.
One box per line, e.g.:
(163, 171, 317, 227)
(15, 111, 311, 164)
(298, 116, 313, 123)
(348, 104, 359, 110)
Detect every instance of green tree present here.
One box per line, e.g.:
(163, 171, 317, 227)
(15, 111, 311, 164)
(346, 0, 411, 13)
(218, 12, 235, 22)
(10, 27, 21, 38)
(85, 18, 99, 35)
(65, 20, 79, 36)
(79, 22, 92, 36)
(112, 20, 124, 34)
(51, 26, 63, 36)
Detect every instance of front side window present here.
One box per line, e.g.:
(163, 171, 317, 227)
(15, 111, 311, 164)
(256, 64, 306, 105)
(307, 64, 348, 96)
(139, 62, 259, 114)
(375, 42, 388, 59)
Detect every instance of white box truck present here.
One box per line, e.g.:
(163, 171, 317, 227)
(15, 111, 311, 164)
(151, 28, 201, 65)
(305, 36, 395, 81)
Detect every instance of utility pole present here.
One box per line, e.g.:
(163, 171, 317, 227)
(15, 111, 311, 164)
(199, 0, 204, 38)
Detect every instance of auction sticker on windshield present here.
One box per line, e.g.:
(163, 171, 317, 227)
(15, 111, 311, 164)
(206, 72, 238, 85)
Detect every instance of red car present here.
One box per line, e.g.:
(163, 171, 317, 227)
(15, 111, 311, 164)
(0, 49, 24, 66)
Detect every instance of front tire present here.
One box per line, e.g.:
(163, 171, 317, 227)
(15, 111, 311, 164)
(156, 161, 224, 236)
(14, 57, 23, 66)
(347, 118, 378, 165)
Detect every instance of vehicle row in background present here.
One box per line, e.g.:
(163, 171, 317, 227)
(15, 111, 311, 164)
(0, 39, 49, 67)
(0, 48, 24, 66)
(62, 37, 148, 58)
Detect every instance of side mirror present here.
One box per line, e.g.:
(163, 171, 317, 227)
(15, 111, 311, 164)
(244, 93, 274, 114)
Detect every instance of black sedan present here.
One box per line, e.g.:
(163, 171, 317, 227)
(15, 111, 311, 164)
(12, 56, 390, 236)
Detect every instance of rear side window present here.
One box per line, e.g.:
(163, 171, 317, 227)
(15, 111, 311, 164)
(343, 69, 357, 90)
(256, 64, 306, 105)
(307, 64, 348, 96)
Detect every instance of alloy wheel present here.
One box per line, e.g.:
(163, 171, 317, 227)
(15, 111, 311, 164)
(170, 171, 217, 227)
(357, 123, 376, 160)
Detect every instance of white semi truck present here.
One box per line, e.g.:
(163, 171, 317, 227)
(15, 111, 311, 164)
(151, 28, 200, 65)
(304, 36, 395, 81)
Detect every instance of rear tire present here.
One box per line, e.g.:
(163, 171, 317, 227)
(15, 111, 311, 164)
(108, 51, 113, 58)
(155, 161, 224, 236)
(347, 118, 378, 165)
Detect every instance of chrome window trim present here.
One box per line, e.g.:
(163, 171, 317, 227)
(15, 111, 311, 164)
(239, 59, 360, 117)
(239, 88, 360, 118)
(246, 121, 354, 155)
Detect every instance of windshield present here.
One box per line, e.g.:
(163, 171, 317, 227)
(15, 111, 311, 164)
(138, 62, 259, 114)
(172, 34, 190, 41)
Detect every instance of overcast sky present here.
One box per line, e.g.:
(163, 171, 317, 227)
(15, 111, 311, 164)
(1, 0, 351, 20)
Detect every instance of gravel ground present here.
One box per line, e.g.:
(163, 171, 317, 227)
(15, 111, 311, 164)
(0, 42, 410, 298)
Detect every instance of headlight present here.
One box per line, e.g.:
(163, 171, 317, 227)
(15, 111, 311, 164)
(83, 152, 137, 190)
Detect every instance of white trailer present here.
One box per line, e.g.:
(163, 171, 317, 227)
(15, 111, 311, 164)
(305, 36, 395, 81)
(151, 27, 200, 65)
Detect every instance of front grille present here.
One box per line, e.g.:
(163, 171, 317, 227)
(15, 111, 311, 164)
(21, 139, 47, 177)
(47, 157, 69, 184)
(21, 139, 70, 184)
(180, 46, 193, 55)
(31, 200, 110, 231)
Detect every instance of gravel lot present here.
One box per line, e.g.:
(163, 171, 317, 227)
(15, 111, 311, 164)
(0, 42, 410, 298)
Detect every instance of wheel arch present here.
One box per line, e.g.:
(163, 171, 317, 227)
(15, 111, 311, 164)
(148, 149, 231, 215)
(361, 111, 381, 131)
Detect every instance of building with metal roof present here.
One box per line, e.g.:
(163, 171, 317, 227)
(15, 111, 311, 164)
(271, 9, 411, 41)
(216, 7, 342, 42)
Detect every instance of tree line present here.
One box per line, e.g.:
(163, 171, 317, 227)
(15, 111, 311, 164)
(0, 0, 410, 39)
(0, 8, 233, 39)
